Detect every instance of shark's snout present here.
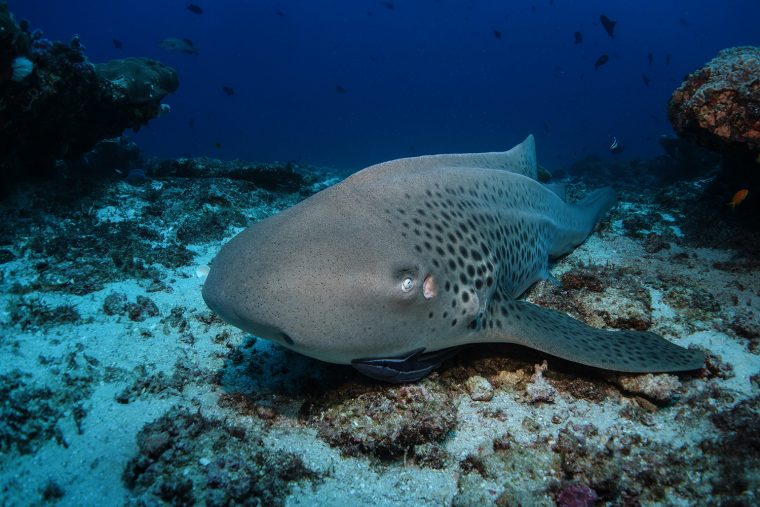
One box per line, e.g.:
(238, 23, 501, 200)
(202, 263, 247, 331)
(203, 261, 294, 344)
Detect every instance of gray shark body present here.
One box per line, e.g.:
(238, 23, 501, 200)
(203, 135, 704, 382)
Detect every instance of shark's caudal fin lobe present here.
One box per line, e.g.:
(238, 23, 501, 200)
(549, 186, 618, 258)
(576, 186, 617, 226)
(490, 301, 704, 372)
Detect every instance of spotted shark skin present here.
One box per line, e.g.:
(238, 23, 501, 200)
(203, 135, 704, 382)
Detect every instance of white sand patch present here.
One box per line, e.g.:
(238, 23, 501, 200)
(683, 331, 760, 396)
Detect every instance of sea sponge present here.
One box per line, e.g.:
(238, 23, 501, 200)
(11, 56, 33, 81)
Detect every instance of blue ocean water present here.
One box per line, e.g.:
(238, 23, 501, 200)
(8, 0, 760, 171)
(3, 2, 760, 505)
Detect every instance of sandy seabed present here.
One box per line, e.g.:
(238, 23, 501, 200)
(0, 165, 758, 506)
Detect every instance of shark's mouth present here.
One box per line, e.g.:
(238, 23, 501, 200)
(229, 307, 294, 345)
(351, 346, 466, 383)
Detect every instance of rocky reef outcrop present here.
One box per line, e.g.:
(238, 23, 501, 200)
(668, 46, 759, 215)
(668, 46, 759, 163)
(0, 3, 178, 187)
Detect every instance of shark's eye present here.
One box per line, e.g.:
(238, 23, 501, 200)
(401, 277, 415, 293)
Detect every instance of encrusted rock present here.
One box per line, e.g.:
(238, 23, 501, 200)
(491, 368, 527, 389)
(612, 373, 682, 403)
(729, 309, 760, 345)
(556, 482, 599, 507)
(153, 157, 307, 193)
(592, 287, 652, 331)
(102, 292, 129, 316)
(664, 286, 720, 320)
(123, 406, 319, 506)
(302, 380, 456, 459)
(526, 361, 557, 403)
(465, 375, 494, 401)
(669, 46, 760, 155)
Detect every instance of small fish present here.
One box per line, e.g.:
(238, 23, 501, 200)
(574, 31, 583, 44)
(665, 53, 672, 66)
(594, 54, 609, 70)
(728, 189, 749, 209)
(160, 38, 199, 55)
(188, 118, 195, 128)
(493, 29, 502, 40)
(112, 38, 123, 49)
(642, 74, 651, 86)
(275, 9, 285, 17)
(187, 3, 203, 15)
(600, 14, 616, 37)
(222, 86, 235, 96)
(609, 136, 625, 154)
(335, 85, 348, 95)
(382, 1, 395, 10)
(679, 18, 688, 26)
(647, 52, 653, 65)
(214, 141, 222, 149)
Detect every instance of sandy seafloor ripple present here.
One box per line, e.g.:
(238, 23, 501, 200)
(0, 168, 758, 506)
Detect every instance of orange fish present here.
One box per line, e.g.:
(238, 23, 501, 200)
(728, 189, 749, 209)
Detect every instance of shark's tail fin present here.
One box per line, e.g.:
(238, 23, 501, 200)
(576, 187, 617, 226)
(549, 187, 617, 258)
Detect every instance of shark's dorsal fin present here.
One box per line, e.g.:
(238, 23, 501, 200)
(353, 134, 538, 182)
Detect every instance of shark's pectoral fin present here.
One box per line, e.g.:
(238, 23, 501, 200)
(490, 301, 704, 372)
(351, 346, 465, 383)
